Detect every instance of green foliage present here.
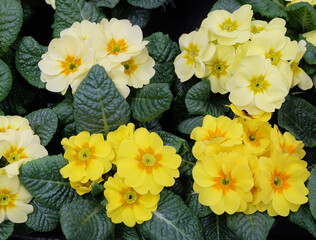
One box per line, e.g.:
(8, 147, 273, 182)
(53, 97, 74, 126)
(286, 2, 316, 32)
(278, 95, 316, 148)
(109, 224, 140, 240)
(211, 0, 243, 12)
(127, 0, 167, 9)
(73, 65, 131, 135)
(60, 199, 114, 240)
(156, 131, 189, 154)
(238, 0, 287, 18)
(0, 221, 14, 240)
(185, 191, 212, 218)
(308, 165, 316, 220)
(0, 59, 12, 102)
(96, 0, 120, 8)
(301, 35, 316, 65)
(289, 204, 316, 237)
(177, 116, 204, 135)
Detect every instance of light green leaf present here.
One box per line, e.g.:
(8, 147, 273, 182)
(60, 199, 114, 240)
(130, 83, 172, 122)
(211, 0, 243, 12)
(19, 155, 80, 210)
(0, 0, 23, 56)
(308, 165, 316, 220)
(226, 212, 275, 240)
(53, 0, 106, 38)
(73, 65, 131, 135)
(96, 0, 120, 8)
(239, 0, 287, 18)
(127, 0, 166, 9)
(286, 2, 316, 32)
(26, 199, 59, 232)
(0, 220, 14, 240)
(0, 59, 12, 102)
(155, 131, 189, 154)
(137, 190, 204, 240)
(278, 95, 316, 148)
(26, 108, 58, 147)
(289, 204, 316, 237)
(15, 36, 47, 89)
(177, 116, 204, 135)
(185, 191, 212, 218)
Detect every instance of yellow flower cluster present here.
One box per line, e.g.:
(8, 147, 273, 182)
(60, 123, 182, 227)
(39, 19, 155, 98)
(191, 108, 310, 216)
(174, 4, 313, 115)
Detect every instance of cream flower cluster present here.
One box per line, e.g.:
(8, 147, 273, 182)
(191, 107, 310, 216)
(285, 0, 316, 6)
(60, 123, 182, 227)
(174, 4, 313, 115)
(39, 19, 155, 98)
(303, 30, 316, 47)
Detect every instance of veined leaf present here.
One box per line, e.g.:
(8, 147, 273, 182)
(177, 116, 204, 135)
(127, 0, 166, 9)
(239, 0, 287, 18)
(211, 0, 243, 12)
(289, 204, 316, 237)
(0, 220, 14, 240)
(0, 59, 12, 102)
(286, 2, 316, 32)
(308, 165, 316, 220)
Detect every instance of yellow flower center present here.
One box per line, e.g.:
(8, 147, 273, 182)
(265, 49, 282, 66)
(280, 144, 296, 155)
(273, 177, 282, 187)
(271, 170, 290, 193)
(250, 25, 265, 34)
(184, 42, 199, 65)
(78, 148, 90, 161)
(221, 177, 230, 186)
(210, 60, 228, 79)
(107, 38, 128, 55)
(249, 135, 256, 141)
(0, 193, 11, 206)
(142, 153, 156, 167)
(60, 55, 82, 75)
(0, 189, 16, 210)
(248, 74, 270, 94)
(213, 170, 236, 195)
(122, 59, 138, 76)
(219, 18, 238, 32)
(3, 146, 27, 164)
(124, 191, 137, 204)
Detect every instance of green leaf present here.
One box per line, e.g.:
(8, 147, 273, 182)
(60, 199, 114, 240)
(211, 0, 243, 13)
(226, 212, 275, 240)
(155, 131, 189, 154)
(135, 118, 162, 131)
(73, 65, 131, 135)
(53, 98, 74, 126)
(201, 214, 238, 240)
(302, 35, 316, 65)
(278, 95, 316, 148)
(130, 83, 172, 122)
(110, 224, 140, 240)
(0, 59, 12, 102)
(289, 204, 316, 237)
(0, 0, 23, 56)
(96, 0, 120, 8)
(91, 182, 104, 197)
(26, 199, 59, 232)
(63, 122, 77, 138)
(127, 0, 166, 9)
(179, 150, 196, 178)
(150, 62, 177, 87)
(286, 2, 316, 32)
(53, 0, 106, 38)
(177, 116, 204, 135)
(137, 190, 204, 240)
(239, 0, 287, 18)
(26, 108, 58, 147)
(185, 191, 212, 218)
(185, 80, 230, 117)
(15, 36, 47, 89)
(0, 220, 14, 240)
(305, 147, 316, 167)
(308, 165, 316, 220)
(19, 155, 80, 210)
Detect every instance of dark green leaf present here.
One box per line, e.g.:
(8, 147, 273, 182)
(177, 116, 204, 135)
(0, 0, 23, 56)
(127, 0, 166, 9)
(19, 155, 80, 210)
(278, 95, 316, 148)
(305, 147, 316, 167)
(150, 62, 177, 87)
(15, 36, 47, 89)
(26, 108, 58, 147)
(155, 131, 189, 154)
(286, 2, 316, 32)
(91, 182, 104, 197)
(211, 0, 243, 13)
(0, 59, 12, 102)
(96, 0, 120, 8)
(226, 212, 275, 240)
(137, 190, 204, 240)
(179, 150, 196, 178)
(26, 199, 59, 232)
(289, 204, 316, 237)
(73, 65, 131, 135)
(0, 220, 14, 240)
(111, 224, 140, 240)
(239, 0, 287, 18)
(185, 191, 212, 218)
(135, 118, 162, 132)
(130, 83, 172, 122)
(308, 165, 316, 220)
(60, 199, 114, 240)
(63, 122, 77, 138)
(53, 98, 74, 126)
(302, 35, 316, 65)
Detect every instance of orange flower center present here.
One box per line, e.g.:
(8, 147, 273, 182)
(213, 170, 236, 195)
(204, 127, 226, 141)
(280, 143, 296, 155)
(0, 189, 16, 211)
(184, 42, 199, 64)
(271, 170, 290, 193)
(107, 38, 128, 55)
(246, 130, 264, 147)
(136, 148, 162, 173)
(3, 146, 27, 164)
(219, 18, 238, 32)
(60, 55, 82, 75)
(248, 74, 270, 95)
(122, 59, 138, 76)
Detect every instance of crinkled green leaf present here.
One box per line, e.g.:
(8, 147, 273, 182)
(278, 95, 316, 148)
(177, 116, 204, 135)
(179, 150, 196, 178)
(0, 220, 14, 240)
(0, 59, 12, 102)
(313, 74, 316, 89)
(60, 199, 114, 240)
(0, 0, 23, 56)
(156, 131, 189, 154)
(19, 155, 80, 210)
(226, 212, 275, 240)
(110, 224, 140, 240)
(1, 47, 17, 80)
(53, 0, 106, 38)
(130, 83, 172, 122)
(26, 108, 58, 147)
(150, 62, 177, 87)
(301, 59, 316, 75)
(135, 118, 162, 131)
(308, 165, 316, 220)
(211, 0, 243, 12)
(127, 0, 166, 9)
(96, 0, 120, 8)
(137, 190, 204, 240)
(63, 122, 77, 138)
(185, 80, 230, 117)
(302, 35, 316, 65)
(239, 0, 287, 18)
(286, 2, 316, 32)
(289, 204, 316, 237)
(15, 36, 47, 89)
(185, 191, 212, 218)
(73, 65, 131, 135)
(53, 98, 74, 126)
(91, 182, 104, 197)
(26, 199, 59, 232)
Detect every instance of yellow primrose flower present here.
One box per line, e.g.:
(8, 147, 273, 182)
(174, 28, 216, 81)
(0, 175, 33, 223)
(193, 152, 254, 215)
(60, 131, 114, 183)
(227, 55, 289, 115)
(45, 0, 55, 9)
(258, 153, 310, 216)
(201, 4, 253, 45)
(286, 0, 316, 6)
(104, 174, 159, 227)
(108, 48, 155, 98)
(231, 41, 249, 71)
(250, 18, 286, 37)
(39, 35, 95, 95)
(106, 123, 135, 165)
(0, 116, 33, 135)
(70, 177, 103, 195)
(0, 131, 48, 178)
(269, 125, 305, 159)
(205, 45, 235, 94)
(229, 104, 272, 122)
(303, 29, 316, 46)
(116, 128, 181, 194)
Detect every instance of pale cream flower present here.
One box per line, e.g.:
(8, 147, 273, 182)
(303, 29, 316, 47)
(286, 0, 316, 6)
(0, 116, 33, 135)
(45, 0, 55, 9)
(250, 18, 286, 38)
